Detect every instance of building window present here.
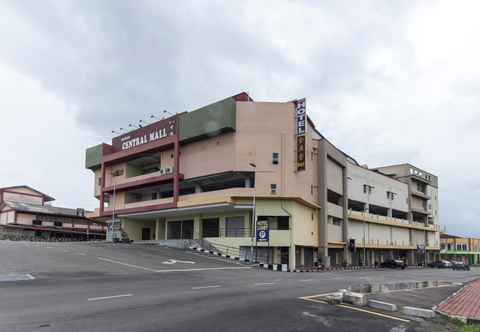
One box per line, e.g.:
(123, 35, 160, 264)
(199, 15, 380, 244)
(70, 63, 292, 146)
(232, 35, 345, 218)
(112, 169, 124, 177)
(151, 192, 158, 200)
(277, 216, 290, 230)
(363, 184, 373, 194)
(54, 221, 63, 227)
(33, 220, 42, 226)
(272, 152, 279, 165)
(271, 184, 277, 194)
(202, 218, 220, 237)
(225, 216, 245, 237)
(386, 191, 396, 200)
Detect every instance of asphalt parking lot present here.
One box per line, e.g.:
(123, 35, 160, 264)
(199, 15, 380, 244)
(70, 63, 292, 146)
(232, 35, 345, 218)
(0, 241, 478, 332)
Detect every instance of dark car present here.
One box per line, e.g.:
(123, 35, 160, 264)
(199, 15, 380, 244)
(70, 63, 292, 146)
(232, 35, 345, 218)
(428, 260, 453, 268)
(380, 259, 407, 269)
(451, 261, 470, 271)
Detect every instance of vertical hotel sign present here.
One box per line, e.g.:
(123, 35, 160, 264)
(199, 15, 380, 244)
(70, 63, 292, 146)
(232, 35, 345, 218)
(295, 98, 306, 171)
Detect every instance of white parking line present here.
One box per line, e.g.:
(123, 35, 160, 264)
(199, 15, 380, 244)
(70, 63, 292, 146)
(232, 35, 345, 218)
(299, 279, 313, 282)
(97, 257, 158, 272)
(156, 267, 252, 273)
(98, 256, 252, 273)
(253, 282, 276, 286)
(192, 285, 221, 290)
(88, 294, 133, 302)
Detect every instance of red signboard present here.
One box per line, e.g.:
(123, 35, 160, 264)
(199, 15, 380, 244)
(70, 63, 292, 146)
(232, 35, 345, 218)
(111, 116, 177, 152)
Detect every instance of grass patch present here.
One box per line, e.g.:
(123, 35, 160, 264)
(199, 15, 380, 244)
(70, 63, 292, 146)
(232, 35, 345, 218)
(458, 324, 480, 332)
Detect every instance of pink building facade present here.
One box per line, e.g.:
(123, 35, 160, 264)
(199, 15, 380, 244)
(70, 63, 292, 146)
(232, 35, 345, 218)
(86, 92, 440, 269)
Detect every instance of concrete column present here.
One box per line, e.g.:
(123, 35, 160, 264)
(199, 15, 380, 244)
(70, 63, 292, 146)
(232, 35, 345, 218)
(289, 244, 296, 271)
(194, 184, 202, 193)
(155, 218, 160, 240)
(317, 143, 329, 267)
(342, 166, 349, 265)
(387, 208, 392, 217)
(193, 216, 201, 239)
(300, 247, 305, 266)
(244, 178, 251, 188)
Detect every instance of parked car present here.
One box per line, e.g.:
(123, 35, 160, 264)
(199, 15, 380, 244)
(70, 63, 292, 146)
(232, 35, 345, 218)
(451, 261, 470, 271)
(428, 260, 453, 268)
(380, 259, 407, 269)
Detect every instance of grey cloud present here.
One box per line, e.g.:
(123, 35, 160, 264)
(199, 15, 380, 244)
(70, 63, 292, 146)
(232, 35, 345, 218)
(1, 1, 479, 236)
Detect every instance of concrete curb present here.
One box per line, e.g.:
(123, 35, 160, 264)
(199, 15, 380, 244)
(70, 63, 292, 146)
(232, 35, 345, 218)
(367, 299, 398, 312)
(402, 306, 436, 318)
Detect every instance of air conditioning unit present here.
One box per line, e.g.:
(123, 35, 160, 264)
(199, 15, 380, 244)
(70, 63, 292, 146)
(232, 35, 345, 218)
(159, 168, 165, 175)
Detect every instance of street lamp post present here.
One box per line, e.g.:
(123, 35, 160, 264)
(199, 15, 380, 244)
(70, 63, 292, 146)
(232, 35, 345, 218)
(249, 163, 257, 262)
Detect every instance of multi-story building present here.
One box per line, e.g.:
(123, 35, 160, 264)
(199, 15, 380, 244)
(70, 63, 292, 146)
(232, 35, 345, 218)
(0, 185, 106, 240)
(440, 233, 480, 265)
(85, 92, 440, 269)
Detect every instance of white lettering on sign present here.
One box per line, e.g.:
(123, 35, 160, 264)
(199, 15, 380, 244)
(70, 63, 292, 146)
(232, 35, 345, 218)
(120, 126, 173, 150)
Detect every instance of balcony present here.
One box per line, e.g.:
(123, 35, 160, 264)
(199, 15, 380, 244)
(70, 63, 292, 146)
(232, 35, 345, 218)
(327, 202, 343, 219)
(348, 210, 439, 231)
(104, 171, 183, 193)
(411, 190, 431, 200)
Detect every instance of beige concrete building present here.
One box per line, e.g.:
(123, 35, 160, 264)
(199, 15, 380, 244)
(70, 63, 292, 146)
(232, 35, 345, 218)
(85, 92, 440, 270)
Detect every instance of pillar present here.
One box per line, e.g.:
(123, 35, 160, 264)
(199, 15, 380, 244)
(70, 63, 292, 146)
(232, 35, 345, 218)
(193, 216, 201, 239)
(195, 184, 202, 193)
(289, 244, 296, 271)
(387, 208, 392, 217)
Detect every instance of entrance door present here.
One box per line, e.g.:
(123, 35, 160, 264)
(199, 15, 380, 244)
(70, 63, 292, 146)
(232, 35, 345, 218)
(167, 221, 181, 239)
(304, 248, 313, 266)
(280, 247, 289, 264)
(141, 228, 151, 240)
(181, 220, 194, 239)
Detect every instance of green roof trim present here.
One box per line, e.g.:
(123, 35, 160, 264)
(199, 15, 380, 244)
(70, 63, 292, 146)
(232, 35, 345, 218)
(85, 144, 103, 170)
(178, 96, 236, 143)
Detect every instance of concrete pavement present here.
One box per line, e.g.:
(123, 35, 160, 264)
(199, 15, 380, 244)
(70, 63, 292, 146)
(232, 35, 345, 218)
(1, 241, 478, 331)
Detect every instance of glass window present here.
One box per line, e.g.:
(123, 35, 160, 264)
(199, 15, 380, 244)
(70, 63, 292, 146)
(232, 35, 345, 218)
(225, 216, 245, 237)
(272, 152, 279, 165)
(277, 216, 289, 230)
(202, 218, 220, 237)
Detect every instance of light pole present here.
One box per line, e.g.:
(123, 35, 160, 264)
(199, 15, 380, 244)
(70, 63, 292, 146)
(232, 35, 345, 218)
(249, 163, 257, 262)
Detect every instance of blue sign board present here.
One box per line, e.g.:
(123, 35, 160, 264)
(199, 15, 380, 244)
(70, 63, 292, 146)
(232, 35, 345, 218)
(256, 229, 269, 242)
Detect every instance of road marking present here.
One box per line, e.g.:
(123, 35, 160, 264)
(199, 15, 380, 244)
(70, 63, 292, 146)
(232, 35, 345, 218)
(162, 259, 195, 265)
(192, 285, 221, 290)
(98, 257, 252, 273)
(299, 279, 313, 282)
(300, 295, 410, 323)
(156, 267, 251, 273)
(253, 282, 276, 286)
(336, 304, 410, 323)
(88, 294, 133, 302)
(97, 257, 159, 272)
(75, 253, 87, 256)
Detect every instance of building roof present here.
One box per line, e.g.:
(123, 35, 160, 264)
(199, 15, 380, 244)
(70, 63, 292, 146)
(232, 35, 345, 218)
(0, 185, 55, 202)
(1, 200, 91, 219)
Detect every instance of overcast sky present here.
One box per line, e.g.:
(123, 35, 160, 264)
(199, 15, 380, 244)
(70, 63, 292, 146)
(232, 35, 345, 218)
(1, 1, 479, 237)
